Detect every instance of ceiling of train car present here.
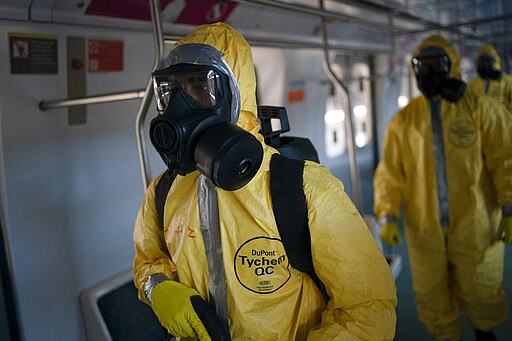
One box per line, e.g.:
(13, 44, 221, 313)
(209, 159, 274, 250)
(83, 0, 512, 54)
(390, 0, 512, 50)
(229, 0, 512, 54)
(3, 1, 512, 56)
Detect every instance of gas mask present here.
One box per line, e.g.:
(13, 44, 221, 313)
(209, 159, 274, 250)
(476, 54, 502, 80)
(412, 53, 451, 99)
(150, 60, 263, 191)
(412, 48, 465, 102)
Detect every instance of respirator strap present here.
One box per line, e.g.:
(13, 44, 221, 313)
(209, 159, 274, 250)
(430, 99, 450, 228)
(197, 175, 229, 332)
(155, 170, 177, 228)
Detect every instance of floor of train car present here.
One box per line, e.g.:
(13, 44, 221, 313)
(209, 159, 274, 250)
(393, 223, 512, 341)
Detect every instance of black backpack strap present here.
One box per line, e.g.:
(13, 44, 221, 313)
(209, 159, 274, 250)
(269, 154, 329, 303)
(154, 170, 186, 341)
(155, 170, 177, 228)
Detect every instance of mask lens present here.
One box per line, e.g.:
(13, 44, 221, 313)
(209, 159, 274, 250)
(412, 56, 450, 76)
(155, 69, 222, 111)
(476, 55, 495, 70)
(155, 80, 172, 111)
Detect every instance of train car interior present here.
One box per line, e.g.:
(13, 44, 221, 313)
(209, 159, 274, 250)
(1, 0, 511, 340)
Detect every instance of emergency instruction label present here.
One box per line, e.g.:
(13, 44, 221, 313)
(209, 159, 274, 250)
(9, 33, 58, 74)
(234, 236, 290, 294)
(88, 38, 123, 72)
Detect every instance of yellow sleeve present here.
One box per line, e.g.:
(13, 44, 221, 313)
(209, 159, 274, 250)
(304, 163, 397, 340)
(133, 173, 178, 304)
(503, 75, 512, 113)
(373, 113, 405, 220)
(478, 97, 512, 206)
(467, 77, 483, 95)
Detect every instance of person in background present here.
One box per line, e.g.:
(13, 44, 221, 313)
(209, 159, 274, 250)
(133, 22, 397, 340)
(468, 43, 512, 113)
(374, 34, 512, 341)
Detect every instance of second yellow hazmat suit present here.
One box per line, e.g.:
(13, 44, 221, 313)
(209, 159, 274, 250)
(374, 35, 512, 340)
(468, 43, 512, 112)
(134, 23, 397, 340)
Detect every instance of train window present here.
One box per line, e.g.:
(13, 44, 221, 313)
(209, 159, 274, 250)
(351, 63, 372, 148)
(397, 95, 409, 108)
(353, 104, 368, 148)
(460, 56, 473, 80)
(324, 109, 346, 158)
(324, 90, 346, 158)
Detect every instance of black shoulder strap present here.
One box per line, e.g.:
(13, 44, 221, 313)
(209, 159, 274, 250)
(155, 170, 177, 228)
(154, 157, 329, 303)
(269, 154, 329, 303)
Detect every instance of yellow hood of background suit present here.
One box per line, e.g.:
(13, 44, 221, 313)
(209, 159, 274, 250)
(412, 34, 462, 80)
(475, 43, 501, 71)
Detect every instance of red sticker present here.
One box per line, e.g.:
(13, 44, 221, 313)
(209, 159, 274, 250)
(287, 80, 305, 103)
(88, 39, 123, 72)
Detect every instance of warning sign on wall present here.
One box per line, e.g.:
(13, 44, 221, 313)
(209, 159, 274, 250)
(88, 39, 123, 72)
(9, 32, 58, 74)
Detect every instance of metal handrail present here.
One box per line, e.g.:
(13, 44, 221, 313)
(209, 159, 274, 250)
(39, 90, 145, 110)
(319, 0, 362, 212)
(38, 21, 395, 114)
(135, 0, 166, 190)
(37, 0, 165, 190)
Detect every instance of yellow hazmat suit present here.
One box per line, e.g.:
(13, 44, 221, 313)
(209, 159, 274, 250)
(468, 43, 512, 112)
(134, 23, 397, 340)
(374, 35, 512, 340)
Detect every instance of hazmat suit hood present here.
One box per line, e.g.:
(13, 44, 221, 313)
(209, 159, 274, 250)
(171, 22, 261, 140)
(412, 34, 462, 80)
(150, 22, 265, 190)
(468, 43, 512, 110)
(476, 43, 501, 71)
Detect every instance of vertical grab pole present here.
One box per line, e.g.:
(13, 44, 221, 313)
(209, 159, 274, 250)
(319, 0, 362, 212)
(136, 0, 166, 190)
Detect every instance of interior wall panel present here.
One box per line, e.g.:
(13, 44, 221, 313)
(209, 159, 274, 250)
(0, 19, 159, 340)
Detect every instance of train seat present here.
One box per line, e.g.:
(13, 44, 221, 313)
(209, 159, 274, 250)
(79, 269, 163, 341)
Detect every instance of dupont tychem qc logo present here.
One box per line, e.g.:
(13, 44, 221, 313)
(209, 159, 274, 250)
(234, 236, 291, 294)
(448, 119, 477, 149)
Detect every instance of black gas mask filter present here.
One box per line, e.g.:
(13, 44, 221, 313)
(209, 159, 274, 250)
(149, 64, 263, 191)
(476, 54, 502, 80)
(412, 47, 466, 102)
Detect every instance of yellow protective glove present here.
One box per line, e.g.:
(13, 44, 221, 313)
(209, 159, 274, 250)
(380, 222, 402, 246)
(151, 280, 225, 341)
(498, 216, 512, 244)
